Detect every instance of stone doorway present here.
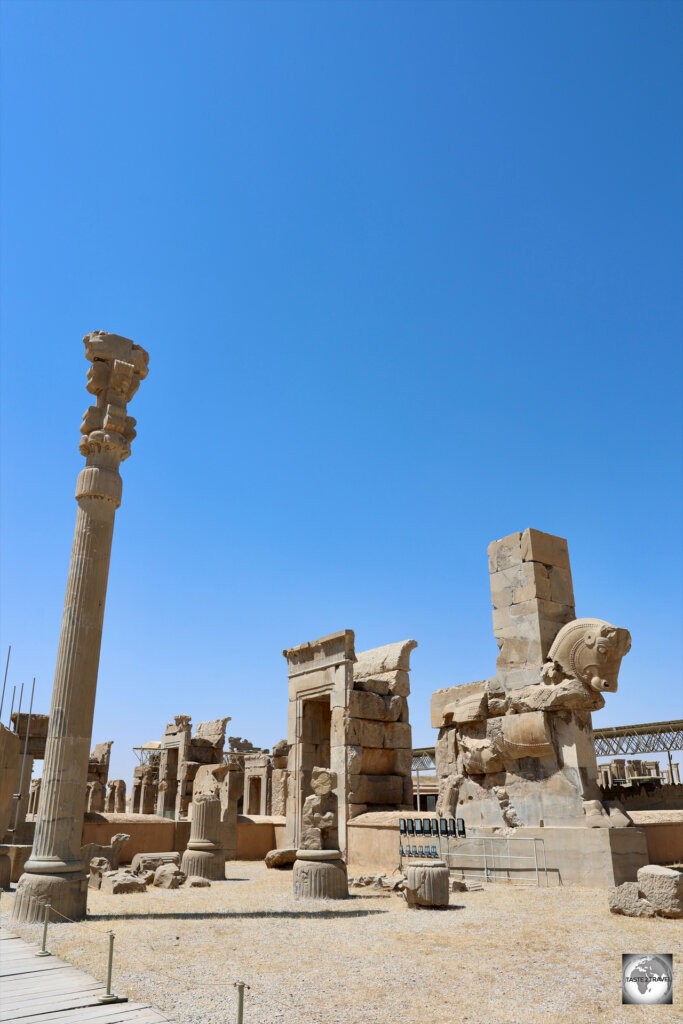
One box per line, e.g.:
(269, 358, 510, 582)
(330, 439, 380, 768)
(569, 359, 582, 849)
(247, 776, 262, 815)
(300, 696, 331, 814)
(161, 746, 178, 818)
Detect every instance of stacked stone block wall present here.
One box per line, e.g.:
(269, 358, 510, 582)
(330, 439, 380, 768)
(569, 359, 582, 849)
(347, 641, 416, 817)
(488, 527, 576, 692)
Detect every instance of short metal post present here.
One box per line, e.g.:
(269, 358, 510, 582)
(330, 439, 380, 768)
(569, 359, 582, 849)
(36, 903, 51, 956)
(98, 932, 123, 1004)
(482, 838, 488, 883)
(236, 981, 246, 1023)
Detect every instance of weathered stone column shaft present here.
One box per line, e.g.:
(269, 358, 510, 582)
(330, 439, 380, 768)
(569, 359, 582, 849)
(29, 498, 115, 871)
(13, 331, 148, 924)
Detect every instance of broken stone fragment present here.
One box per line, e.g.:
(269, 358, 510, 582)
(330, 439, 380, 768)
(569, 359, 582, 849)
(187, 876, 211, 887)
(430, 682, 487, 729)
(88, 857, 111, 890)
(607, 882, 655, 917)
(153, 864, 186, 889)
(131, 852, 180, 874)
(100, 869, 147, 895)
(264, 847, 297, 869)
(636, 865, 683, 918)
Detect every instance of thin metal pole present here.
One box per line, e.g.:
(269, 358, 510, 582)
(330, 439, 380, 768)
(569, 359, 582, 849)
(13, 677, 35, 838)
(14, 682, 24, 727)
(0, 645, 10, 720)
(533, 839, 539, 887)
(8, 685, 16, 723)
(483, 838, 488, 883)
(236, 981, 245, 1024)
(98, 932, 120, 1003)
(415, 769, 420, 812)
(36, 903, 51, 956)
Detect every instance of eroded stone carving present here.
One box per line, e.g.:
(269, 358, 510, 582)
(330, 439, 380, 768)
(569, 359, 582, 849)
(300, 768, 338, 850)
(541, 618, 632, 693)
(433, 529, 634, 834)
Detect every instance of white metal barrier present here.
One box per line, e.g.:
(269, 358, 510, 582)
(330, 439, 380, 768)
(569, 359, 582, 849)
(444, 834, 549, 887)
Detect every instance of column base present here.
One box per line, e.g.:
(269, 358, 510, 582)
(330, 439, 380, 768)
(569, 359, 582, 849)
(12, 870, 88, 924)
(180, 848, 225, 881)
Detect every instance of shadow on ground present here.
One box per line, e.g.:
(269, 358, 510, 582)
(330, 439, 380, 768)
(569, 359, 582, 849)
(87, 909, 388, 921)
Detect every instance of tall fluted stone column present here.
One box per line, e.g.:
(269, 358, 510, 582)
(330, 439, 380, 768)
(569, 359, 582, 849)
(13, 332, 148, 923)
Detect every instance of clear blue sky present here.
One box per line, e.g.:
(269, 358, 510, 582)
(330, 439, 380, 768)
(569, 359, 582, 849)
(1, 0, 681, 786)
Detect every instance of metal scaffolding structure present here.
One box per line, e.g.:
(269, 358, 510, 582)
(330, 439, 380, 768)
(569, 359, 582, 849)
(593, 720, 683, 756)
(411, 748, 436, 772)
(594, 719, 683, 779)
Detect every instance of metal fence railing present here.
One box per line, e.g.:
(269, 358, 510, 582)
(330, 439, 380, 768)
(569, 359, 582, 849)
(398, 817, 550, 887)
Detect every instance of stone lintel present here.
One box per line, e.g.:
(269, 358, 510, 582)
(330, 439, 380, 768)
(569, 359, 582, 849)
(283, 629, 356, 678)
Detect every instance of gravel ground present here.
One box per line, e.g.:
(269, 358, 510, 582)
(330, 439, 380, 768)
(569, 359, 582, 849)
(3, 862, 681, 1024)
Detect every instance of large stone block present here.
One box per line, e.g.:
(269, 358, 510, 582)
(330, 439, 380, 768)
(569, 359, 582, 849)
(338, 715, 386, 748)
(340, 715, 411, 749)
(353, 640, 417, 678)
(488, 532, 522, 573)
(353, 670, 410, 697)
(521, 528, 571, 569)
(383, 721, 412, 749)
(548, 565, 574, 606)
(490, 562, 551, 608)
(392, 748, 413, 777)
(347, 774, 403, 805)
(637, 865, 683, 918)
(356, 748, 394, 774)
(431, 681, 487, 729)
(347, 690, 402, 723)
(496, 637, 544, 669)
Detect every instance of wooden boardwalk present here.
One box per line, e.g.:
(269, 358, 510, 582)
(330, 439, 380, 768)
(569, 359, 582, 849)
(0, 928, 172, 1023)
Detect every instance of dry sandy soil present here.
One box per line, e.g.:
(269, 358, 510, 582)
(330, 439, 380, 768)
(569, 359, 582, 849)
(3, 862, 681, 1024)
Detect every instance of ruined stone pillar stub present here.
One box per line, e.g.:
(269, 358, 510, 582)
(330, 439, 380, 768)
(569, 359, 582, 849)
(13, 332, 148, 925)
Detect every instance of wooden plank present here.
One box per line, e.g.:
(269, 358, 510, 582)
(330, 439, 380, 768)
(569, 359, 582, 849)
(1, 983, 106, 1012)
(1, 960, 74, 976)
(4, 1004, 169, 1024)
(0, 930, 172, 1024)
(13, 1005, 169, 1024)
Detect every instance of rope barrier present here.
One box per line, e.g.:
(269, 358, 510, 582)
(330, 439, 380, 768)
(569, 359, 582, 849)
(3, 883, 333, 1022)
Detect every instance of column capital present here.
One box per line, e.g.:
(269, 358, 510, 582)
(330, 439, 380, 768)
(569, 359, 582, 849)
(78, 331, 149, 464)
